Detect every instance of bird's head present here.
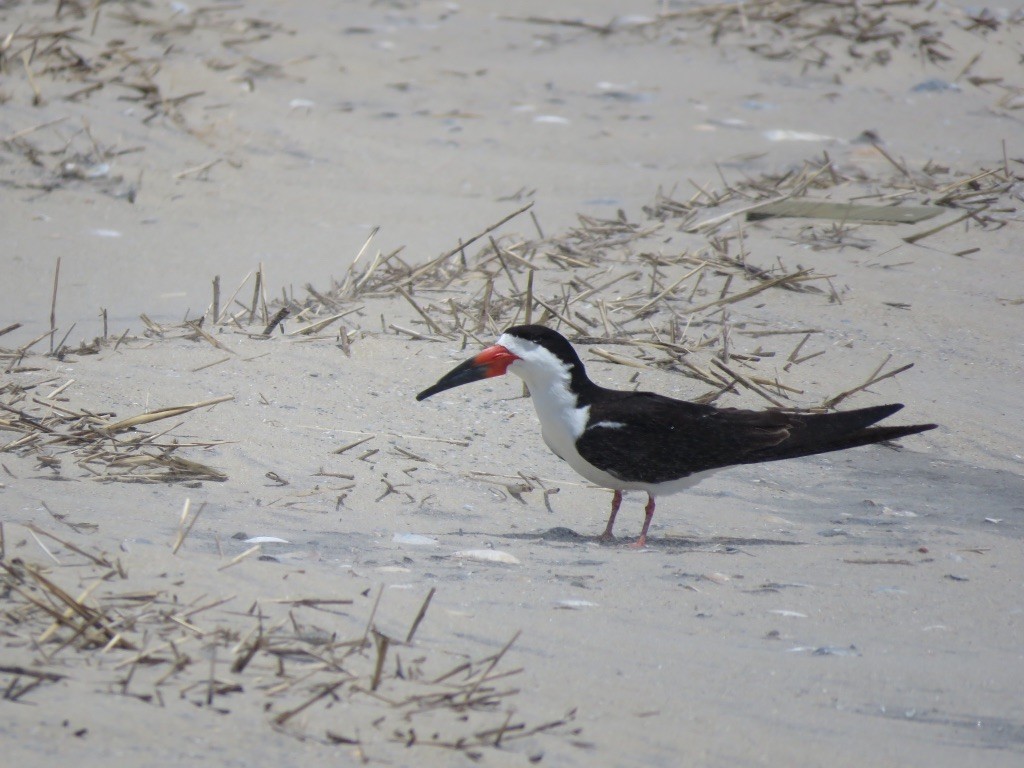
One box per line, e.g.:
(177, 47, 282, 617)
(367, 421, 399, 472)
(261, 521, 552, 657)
(415, 325, 587, 401)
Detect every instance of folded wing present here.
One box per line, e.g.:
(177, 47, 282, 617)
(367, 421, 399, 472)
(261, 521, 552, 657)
(576, 394, 934, 484)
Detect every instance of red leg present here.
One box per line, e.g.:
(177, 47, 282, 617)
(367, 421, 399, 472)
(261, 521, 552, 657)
(629, 494, 657, 549)
(599, 490, 623, 542)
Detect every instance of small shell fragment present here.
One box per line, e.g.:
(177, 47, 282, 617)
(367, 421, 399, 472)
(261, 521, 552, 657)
(533, 115, 570, 125)
(451, 549, 520, 565)
(63, 161, 110, 179)
(555, 599, 598, 610)
(243, 536, 290, 544)
(769, 610, 808, 618)
(762, 129, 834, 142)
(880, 506, 917, 517)
(393, 533, 439, 546)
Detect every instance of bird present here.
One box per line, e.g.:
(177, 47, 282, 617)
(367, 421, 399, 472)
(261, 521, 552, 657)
(416, 324, 937, 548)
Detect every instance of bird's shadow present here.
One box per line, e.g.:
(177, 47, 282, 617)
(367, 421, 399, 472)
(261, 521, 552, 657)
(499, 526, 802, 552)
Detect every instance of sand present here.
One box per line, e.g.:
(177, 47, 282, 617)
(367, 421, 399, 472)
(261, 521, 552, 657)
(2, 1, 1023, 765)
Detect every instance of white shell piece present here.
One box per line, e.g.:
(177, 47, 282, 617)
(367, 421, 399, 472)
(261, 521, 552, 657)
(451, 549, 520, 565)
(393, 533, 439, 546)
(762, 129, 834, 142)
(555, 599, 598, 609)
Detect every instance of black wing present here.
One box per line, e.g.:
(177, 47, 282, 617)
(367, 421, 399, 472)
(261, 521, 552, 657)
(575, 392, 934, 485)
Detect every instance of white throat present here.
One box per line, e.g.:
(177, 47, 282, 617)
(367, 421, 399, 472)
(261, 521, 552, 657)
(497, 333, 589, 466)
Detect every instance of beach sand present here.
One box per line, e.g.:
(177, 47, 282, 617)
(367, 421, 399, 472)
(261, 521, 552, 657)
(2, 1, 1023, 765)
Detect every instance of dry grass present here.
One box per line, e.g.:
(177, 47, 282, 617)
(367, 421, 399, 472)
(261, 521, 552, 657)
(0, 1, 289, 199)
(0, 522, 579, 759)
(0, 364, 231, 483)
(507, 1, 1023, 90)
(238, 147, 1020, 409)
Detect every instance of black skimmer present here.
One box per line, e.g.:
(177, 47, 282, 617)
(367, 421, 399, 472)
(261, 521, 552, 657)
(416, 325, 937, 547)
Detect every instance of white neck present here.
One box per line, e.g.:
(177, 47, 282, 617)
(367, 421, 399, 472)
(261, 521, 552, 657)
(498, 333, 589, 457)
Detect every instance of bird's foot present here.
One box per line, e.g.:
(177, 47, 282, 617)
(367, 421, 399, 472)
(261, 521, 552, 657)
(627, 535, 648, 550)
(598, 531, 616, 544)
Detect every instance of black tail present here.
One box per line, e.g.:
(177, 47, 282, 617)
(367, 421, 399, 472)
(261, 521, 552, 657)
(750, 404, 937, 464)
